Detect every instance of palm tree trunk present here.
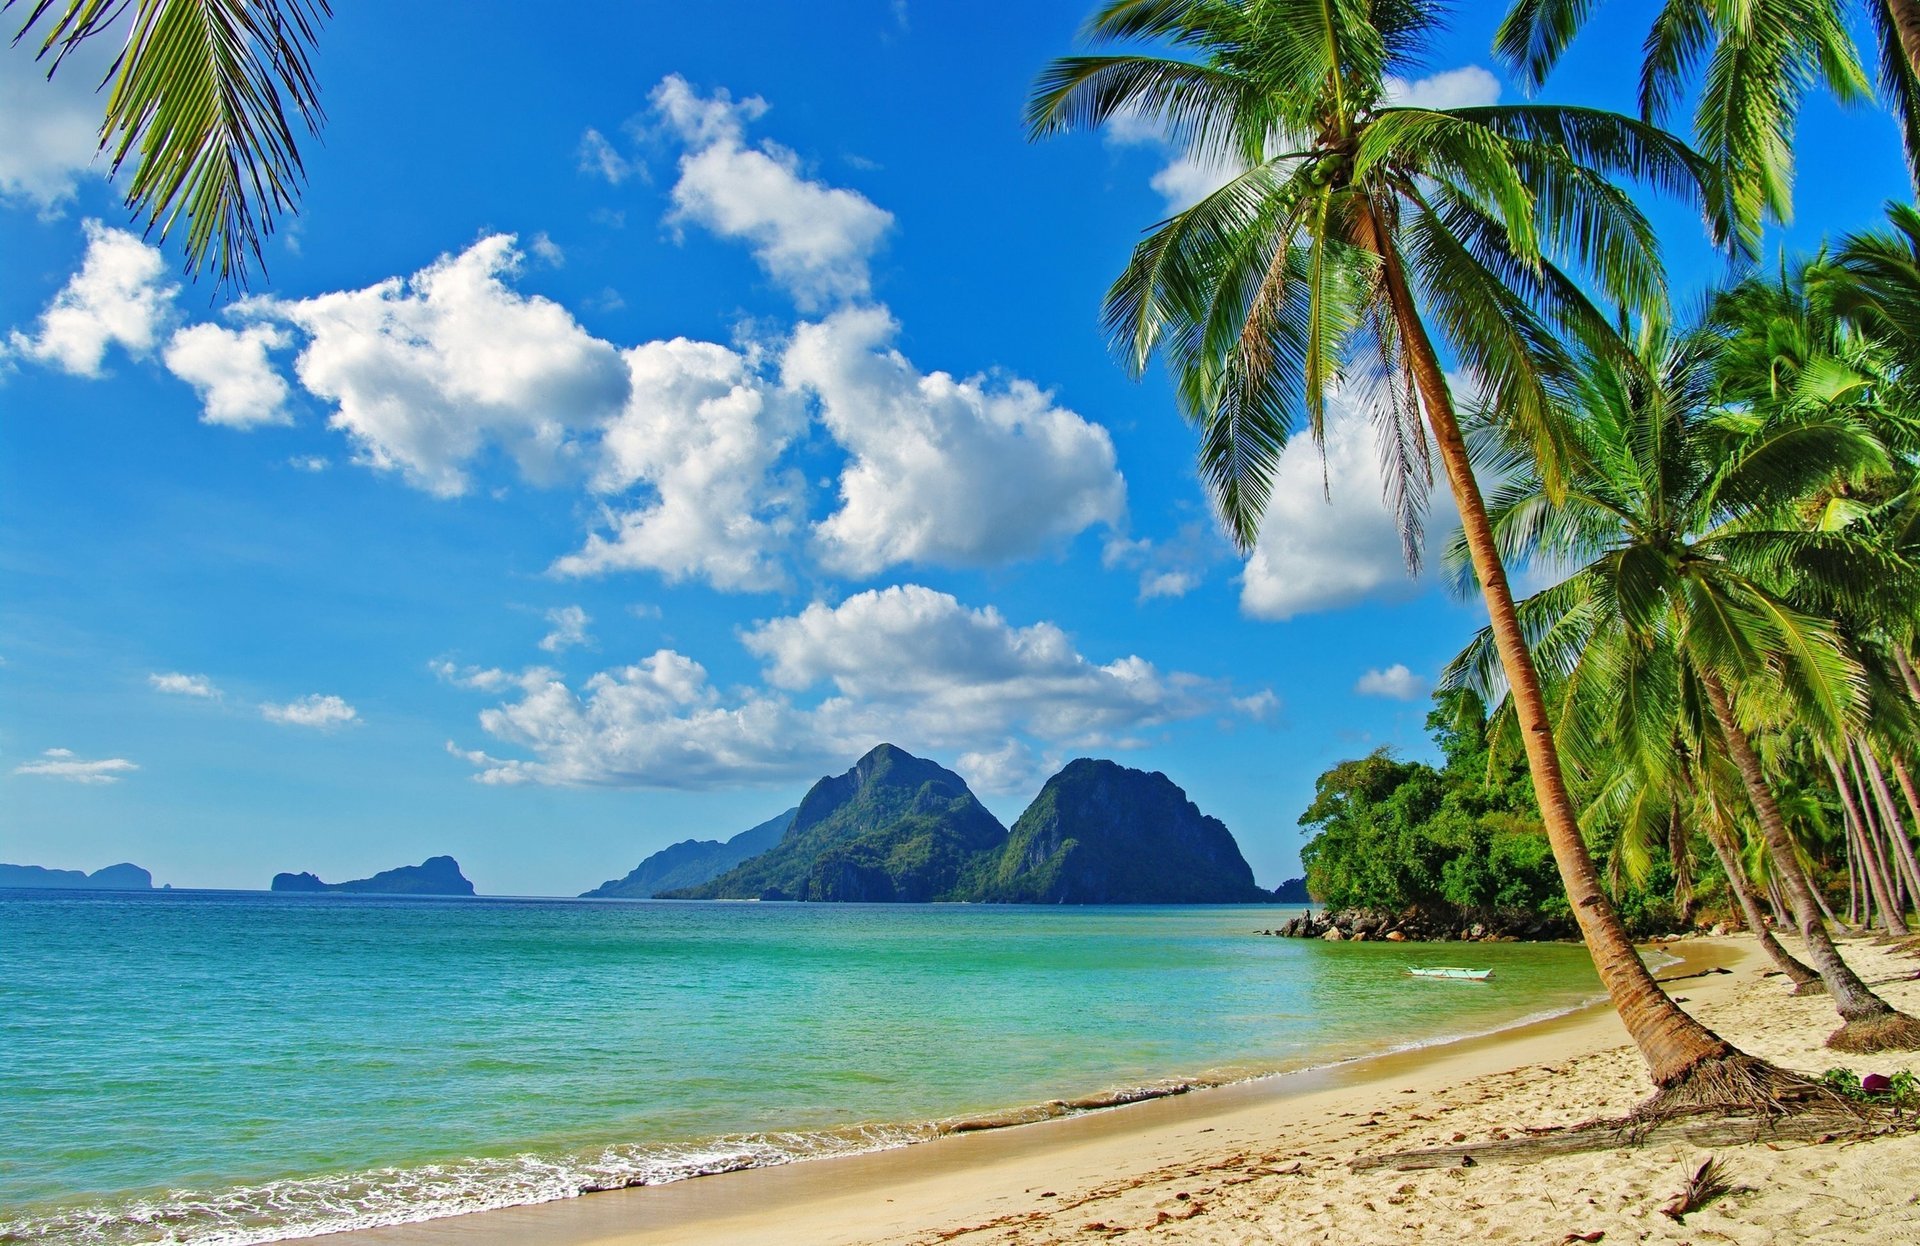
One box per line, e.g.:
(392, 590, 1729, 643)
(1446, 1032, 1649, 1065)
(1367, 230, 1743, 1091)
(1895, 756, 1920, 827)
(1668, 806, 1694, 924)
(1702, 817, 1821, 989)
(1827, 742, 1905, 935)
(1888, 0, 1920, 96)
(1700, 670, 1920, 1050)
(1894, 646, 1920, 706)
(1862, 744, 1920, 919)
(1850, 742, 1911, 927)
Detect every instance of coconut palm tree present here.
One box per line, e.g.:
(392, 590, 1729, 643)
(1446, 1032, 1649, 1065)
(1447, 316, 1920, 1049)
(1028, 0, 1807, 1102)
(1496, 1, 1918, 250)
(8, 0, 330, 287)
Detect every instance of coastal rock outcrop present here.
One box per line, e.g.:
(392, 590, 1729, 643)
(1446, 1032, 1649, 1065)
(581, 808, 798, 899)
(1262, 905, 1574, 942)
(0, 861, 154, 890)
(269, 855, 476, 896)
(662, 745, 1008, 902)
(975, 759, 1270, 904)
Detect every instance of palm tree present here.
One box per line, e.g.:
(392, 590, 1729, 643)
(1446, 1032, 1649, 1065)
(1496, 1, 1920, 250)
(1028, 0, 1801, 1103)
(8, 0, 330, 287)
(1448, 316, 1920, 1050)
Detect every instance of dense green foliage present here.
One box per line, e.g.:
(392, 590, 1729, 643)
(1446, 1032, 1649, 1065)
(1298, 693, 1697, 936)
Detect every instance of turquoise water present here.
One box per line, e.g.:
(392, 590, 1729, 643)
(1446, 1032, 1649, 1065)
(2, 891, 1607, 1244)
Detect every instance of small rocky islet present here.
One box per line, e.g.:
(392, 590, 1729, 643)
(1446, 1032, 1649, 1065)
(270, 855, 475, 896)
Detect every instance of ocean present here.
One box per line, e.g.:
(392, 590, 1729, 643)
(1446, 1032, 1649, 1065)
(1, 890, 1609, 1245)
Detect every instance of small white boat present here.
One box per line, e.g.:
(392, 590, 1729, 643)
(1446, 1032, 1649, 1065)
(1407, 966, 1493, 981)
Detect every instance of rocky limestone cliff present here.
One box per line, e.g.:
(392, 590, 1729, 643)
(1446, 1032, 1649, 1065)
(663, 745, 1008, 902)
(975, 759, 1269, 904)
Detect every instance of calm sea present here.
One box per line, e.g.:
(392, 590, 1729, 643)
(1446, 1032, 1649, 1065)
(1, 891, 1607, 1244)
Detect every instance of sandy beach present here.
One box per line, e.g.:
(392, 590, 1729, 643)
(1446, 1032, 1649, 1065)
(311, 934, 1920, 1246)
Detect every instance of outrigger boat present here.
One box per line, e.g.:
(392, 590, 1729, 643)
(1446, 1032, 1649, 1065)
(1407, 966, 1493, 981)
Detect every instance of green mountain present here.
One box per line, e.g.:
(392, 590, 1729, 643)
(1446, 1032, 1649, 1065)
(664, 745, 1008, 902)
(271, 855, 475, 896)
(580, 808, 798, 898)
(974, 759, 1269, 903)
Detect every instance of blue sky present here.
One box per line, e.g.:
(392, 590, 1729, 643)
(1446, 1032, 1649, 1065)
(1, 2, 1910, 895)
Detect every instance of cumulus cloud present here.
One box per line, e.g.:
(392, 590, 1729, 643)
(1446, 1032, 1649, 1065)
(552, 336, 805, 590)
(1355, 663, 1428, 701)
(162, 323, 293, 427)
(251, 234, 630, 495)
(957, 739, 1047, 796)
(452, 585, 1268, 789)
(784, 306, 1125, 576)
(538, 605, 593, 653)
(261, 694, 359, 728)
(8, 221, 176, 375)
(1238, 389, 1458, 620)
(0, 38, 107, 211)
(654, 75, 893, 307)
(1102, 522, 1226, 602)
(13, 747, 137, 784)
(149, 671, 218, 698)
(1384, 66, 1501, 111)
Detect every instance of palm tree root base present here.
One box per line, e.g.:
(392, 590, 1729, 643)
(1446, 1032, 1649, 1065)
(1350, 1060, 1902, 1173)
(1827, 1009, 1920, 1052)
(1791, 978, 1830, 997)
(1639, 1053, 1840, 1117)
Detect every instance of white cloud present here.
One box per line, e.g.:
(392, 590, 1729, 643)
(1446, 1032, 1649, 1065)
(654, 75, 893, 308)
(251, 234, 630, 496)
(0, 37, 107, 211)
(552, 336, 805, 590)
(784, 305, 1126, 576)
(453, 584, 1268, 789)
(149, 671, 218, 698)
(529, 232, 565, 267)
(13, 747, 137, 784)
(1384, 66, 1501, 111)
(957, 739, 1047, 796)
(538, 604, 593, 653)
(261, 694, 359, 728)
(1102, 523, 1224, 601)
(430, 660, 513, 692)
(8, 221, 176, 375)
(579, 128, 637, 185)
(288, 455, 329, 472)
(1238, 389, 1457, 620)
(162, 323, 293, 427)
(1355, 663, 1428, 701)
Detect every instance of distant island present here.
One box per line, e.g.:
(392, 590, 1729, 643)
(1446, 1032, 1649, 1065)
(271, 855, 475, 896)
(581, 808, 798, 899)
(652, 744, 1272, 905)
(0, 862, 154, 890)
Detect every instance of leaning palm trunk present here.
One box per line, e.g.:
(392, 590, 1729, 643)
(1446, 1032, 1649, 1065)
(1891, 0, 1920, 89)
(1669, 807, 1695, 923)
(1702, 818, 1822, 990)
(1372, 242, 1746, 1091)
(1896, 756, 1920, 827)
(1702, 671, 1920, 1050)
(1826, 743, 1907, 935)
(1862, 744, 1920, 914)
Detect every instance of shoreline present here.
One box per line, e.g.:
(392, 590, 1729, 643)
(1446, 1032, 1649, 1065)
(303, 939, 1754, 1246)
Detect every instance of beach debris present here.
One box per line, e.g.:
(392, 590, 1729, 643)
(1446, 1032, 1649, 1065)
(1660, 1155, 1733, 1221)
(1559, 1233, 1604, 1243)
